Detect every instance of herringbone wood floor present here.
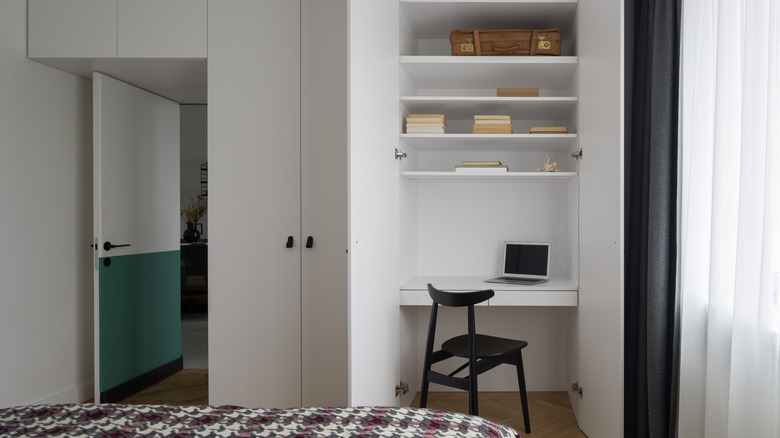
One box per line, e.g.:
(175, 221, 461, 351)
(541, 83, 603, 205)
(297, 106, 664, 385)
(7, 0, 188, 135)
(93, 371, 585, 437)
(412, 391, 587, 437)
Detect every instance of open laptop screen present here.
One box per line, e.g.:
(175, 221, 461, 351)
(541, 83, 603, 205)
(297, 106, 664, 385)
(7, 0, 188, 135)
(504, 242, 550, 278)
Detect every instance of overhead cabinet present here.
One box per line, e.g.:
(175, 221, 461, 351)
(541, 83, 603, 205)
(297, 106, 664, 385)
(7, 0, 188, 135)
(27, 0, 117, 58)
(28, 0, 207, 59)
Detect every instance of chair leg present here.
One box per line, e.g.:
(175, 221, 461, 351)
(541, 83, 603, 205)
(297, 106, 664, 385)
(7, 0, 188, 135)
(419, 377, 430, 408)
(468, 377, 478, 416)
(515, 351, 531, 434)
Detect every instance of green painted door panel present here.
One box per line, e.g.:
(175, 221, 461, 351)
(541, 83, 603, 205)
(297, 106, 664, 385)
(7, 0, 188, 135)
(99, 250, 181, 392)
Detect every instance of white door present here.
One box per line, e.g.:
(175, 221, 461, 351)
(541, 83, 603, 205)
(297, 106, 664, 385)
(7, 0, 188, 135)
(93, 72, 181, 402)
(301, 0, 349, 407)
(575, 0, 624, 435)
(348, 0, 401, 406)
(207, 0, 302, 408)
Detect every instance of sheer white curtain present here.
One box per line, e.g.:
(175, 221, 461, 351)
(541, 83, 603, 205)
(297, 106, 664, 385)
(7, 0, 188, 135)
(678, 0, 780, 436)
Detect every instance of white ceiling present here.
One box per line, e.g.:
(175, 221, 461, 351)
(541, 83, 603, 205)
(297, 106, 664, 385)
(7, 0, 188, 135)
(33, 58, 207, 104)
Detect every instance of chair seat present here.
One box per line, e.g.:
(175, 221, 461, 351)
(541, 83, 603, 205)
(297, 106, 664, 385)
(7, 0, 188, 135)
(442, 334, 528, 359)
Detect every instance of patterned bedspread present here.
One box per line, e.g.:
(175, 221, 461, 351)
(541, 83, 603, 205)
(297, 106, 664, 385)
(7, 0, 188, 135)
(0, 404, 518, 437)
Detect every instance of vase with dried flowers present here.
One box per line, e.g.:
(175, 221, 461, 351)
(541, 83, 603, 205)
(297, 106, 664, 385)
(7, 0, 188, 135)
(181, 195, 207, 243)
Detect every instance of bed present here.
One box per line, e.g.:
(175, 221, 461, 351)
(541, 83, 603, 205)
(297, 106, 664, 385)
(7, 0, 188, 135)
(0, 403, 519, 437)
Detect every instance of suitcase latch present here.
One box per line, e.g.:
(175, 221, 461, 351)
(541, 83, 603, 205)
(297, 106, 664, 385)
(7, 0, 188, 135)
(461, 37, 474, 52)
(538, 36, 552, 50)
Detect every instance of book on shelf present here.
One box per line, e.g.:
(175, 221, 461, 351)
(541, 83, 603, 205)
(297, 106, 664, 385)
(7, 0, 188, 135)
(406, 113, 447, 133)
(472, 119, 513, 124)
(474, 115, 511, 121)
(405, 123, 447, 129)
(408, 113, 445, 120)
(461, 161, 502, 166)
(473, 115, 512, 134)
(455, 166, 509, 173)
(406, 128, 446, 134)
(530, 126, 568, 134)
(473, 125, 513, 134)
(497, 87, 540, 97)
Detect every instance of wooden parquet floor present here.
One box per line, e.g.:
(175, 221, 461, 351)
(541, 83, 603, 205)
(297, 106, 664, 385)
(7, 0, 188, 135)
(411, 391, 587, 438)
(91, 371, 585, 437)
(118, 369, 209, 406)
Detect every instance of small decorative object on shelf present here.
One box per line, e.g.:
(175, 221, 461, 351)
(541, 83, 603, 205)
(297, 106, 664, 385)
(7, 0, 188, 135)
(183, 222, 203, 244)
(181, 194, 207, 243)
(537, 155, 560, 172)
(406, 114, 446, 134)
(473, 115, 512, 134)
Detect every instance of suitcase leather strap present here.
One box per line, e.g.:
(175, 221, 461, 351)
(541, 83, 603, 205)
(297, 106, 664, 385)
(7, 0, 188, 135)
(474, 30, 540, 55)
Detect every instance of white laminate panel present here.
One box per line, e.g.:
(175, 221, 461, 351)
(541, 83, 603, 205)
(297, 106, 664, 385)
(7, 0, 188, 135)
(208, 0, 302, 408)
(118, 0, 207, 58)
(28, 0, 117, 58)
(301, 0, 349, 407)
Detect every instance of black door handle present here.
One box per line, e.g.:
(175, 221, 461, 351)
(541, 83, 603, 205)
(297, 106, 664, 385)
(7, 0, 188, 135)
(306, 236, 313, 248)
(286, 236, 294, 248)
(103, 241, 131, 251)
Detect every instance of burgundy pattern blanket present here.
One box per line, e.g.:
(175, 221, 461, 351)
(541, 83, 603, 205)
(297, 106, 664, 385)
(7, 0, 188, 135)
(0, 404, 519, 437)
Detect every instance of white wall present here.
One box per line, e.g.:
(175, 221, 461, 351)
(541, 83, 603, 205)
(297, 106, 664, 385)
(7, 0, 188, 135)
(180, 105, 208, 239)
(0, 1, 93, 407)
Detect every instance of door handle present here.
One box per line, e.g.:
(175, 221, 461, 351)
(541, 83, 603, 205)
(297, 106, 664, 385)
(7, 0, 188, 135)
(103, 241, 131, 251)
(306, 236, 313, 249)
(286, 236, 294, 248)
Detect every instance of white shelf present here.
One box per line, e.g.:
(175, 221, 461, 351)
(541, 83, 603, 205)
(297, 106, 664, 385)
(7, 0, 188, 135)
(400, 56, 578, 89)
(400, 96, 577, 120)
(400, 171, 577, 181)
(399, 276, 578, 306)
(400, 133, 578, 151)
(399, 1, 578, 40)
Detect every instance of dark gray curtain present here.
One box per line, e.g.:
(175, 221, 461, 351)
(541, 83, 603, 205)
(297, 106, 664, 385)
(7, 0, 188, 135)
(625, 0, 682, 437)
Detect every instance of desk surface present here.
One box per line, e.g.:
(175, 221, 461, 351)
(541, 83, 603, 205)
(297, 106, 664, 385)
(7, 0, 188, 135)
(399, 276, 578, 307)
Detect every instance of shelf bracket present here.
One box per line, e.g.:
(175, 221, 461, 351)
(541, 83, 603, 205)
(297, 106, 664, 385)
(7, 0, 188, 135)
(571, 148, 583, 160)
(395, 148, 407, 161)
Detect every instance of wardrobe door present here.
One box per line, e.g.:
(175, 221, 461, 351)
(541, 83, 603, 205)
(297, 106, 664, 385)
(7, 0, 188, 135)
(574, 0, 624, 435)
(208, 0, 302, 408)
(300, 0, 349, 407)
(347, 0, 401, 406)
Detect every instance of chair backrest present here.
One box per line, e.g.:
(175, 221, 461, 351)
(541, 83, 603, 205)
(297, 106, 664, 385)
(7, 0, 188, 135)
(427, 283, 494, 307)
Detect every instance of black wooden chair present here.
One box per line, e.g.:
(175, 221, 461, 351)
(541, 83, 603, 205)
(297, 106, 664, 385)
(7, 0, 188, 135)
(419, 283, 531, 434)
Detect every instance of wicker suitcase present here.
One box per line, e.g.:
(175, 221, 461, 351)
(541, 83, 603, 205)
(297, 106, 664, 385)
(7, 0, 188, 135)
(450, 29, 562, 56)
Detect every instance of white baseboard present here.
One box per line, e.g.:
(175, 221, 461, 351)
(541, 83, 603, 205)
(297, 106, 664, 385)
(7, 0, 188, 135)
(36, 381, 94, 404)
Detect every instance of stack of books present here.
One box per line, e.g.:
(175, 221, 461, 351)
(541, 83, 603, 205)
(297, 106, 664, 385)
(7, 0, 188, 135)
(455, 161, 508, 173)
(406, 114, 446, 134)
(473, 115, 513, 134)
(530, 126, 568, 134)
(497, 87, 539, 97)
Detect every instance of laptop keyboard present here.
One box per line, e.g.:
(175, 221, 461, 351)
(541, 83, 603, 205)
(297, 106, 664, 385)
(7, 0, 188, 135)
(485, 277, 547, 285)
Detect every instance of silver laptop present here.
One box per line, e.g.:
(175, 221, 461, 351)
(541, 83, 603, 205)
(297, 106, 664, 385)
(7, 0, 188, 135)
(485, 241, 550, 285)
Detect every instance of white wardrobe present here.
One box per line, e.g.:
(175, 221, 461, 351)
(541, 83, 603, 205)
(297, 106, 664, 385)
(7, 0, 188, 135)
(213, 1, 623, 437)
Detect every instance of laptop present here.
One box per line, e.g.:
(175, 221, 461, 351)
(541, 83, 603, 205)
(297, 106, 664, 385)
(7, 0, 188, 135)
(485, 241, 551, 285)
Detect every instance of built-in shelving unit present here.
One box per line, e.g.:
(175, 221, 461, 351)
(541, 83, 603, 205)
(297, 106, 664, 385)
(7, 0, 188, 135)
(397, 0, 580, 302)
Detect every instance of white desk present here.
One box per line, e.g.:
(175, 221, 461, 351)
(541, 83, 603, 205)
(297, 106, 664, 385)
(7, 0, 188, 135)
(399, 276, 578, 307)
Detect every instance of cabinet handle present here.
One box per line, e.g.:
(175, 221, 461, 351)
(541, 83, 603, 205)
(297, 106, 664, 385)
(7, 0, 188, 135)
(286, 236, 294, 248)
(306, 236, 314, 249)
